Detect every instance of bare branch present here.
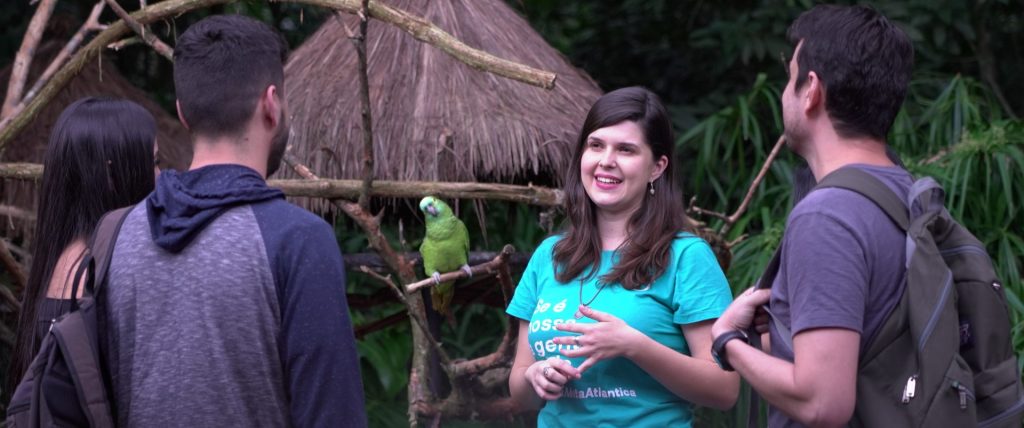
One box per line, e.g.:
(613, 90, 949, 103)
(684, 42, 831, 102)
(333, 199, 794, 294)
(285, 0, 557, 89)
(0, 239, 27, 296)
(21, 2, 108, 112)
(1, 162, 565, 208)
(2, 0, 58, 119)
(104, 0, 174, 61)
(107, 37, 143, 51)
(0, 163, 43, 180)
(0, 0, 558, 152)
(355, 1, 375, 210)
(359, 266, 454, 369)
(686, 196, 730, 223)
(0, 205, 37, 224)
(687, 135, 786, 237)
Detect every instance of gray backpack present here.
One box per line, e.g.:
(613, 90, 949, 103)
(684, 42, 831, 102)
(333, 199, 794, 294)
(756, 167, 1024, 427)
(6, 206, 131, 428)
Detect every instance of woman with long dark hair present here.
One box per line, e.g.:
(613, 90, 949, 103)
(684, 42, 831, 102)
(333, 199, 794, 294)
(7, 97, 157, 390)
(507, 87, 738, 426)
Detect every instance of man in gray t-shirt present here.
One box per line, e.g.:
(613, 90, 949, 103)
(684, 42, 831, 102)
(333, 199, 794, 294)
(709, 5, 916, 427)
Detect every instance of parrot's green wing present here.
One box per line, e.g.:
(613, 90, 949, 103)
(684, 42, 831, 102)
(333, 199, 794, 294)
(421, 215, 471, 316)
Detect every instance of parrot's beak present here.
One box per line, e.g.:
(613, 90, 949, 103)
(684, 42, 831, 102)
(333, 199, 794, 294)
(426, 205, 438, 217)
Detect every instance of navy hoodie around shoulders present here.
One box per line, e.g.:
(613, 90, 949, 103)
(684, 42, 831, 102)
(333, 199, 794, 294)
(103, 164, 367, 427)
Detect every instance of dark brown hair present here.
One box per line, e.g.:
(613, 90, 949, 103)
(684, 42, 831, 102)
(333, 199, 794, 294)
(173, 14, 288, 138)
(553, 86, 693, 289)
(787, 5, 913, 140)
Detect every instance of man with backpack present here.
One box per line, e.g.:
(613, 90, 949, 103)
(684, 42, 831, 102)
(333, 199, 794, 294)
(99, 15, 367, 426)
(710, 5, 1022, 427)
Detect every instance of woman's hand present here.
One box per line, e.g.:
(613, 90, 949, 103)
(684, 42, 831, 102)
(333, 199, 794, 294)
(552, 305, 644, 373)
(525, 357, 580, 400)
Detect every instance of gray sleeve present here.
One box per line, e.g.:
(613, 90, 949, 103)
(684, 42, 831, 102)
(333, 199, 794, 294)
(783, 212, 870, 336)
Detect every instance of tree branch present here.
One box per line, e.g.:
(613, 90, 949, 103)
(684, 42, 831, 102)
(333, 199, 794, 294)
(2, 0, 58, 119)
(277, 0, 556, 89)
(103, 0, 174, 61)
(0, 0, 557, 152)
(688, 135, 786, 236)
(359, 266, 454, 370)
(0, 238, 27, 297)
(20, 2, 108, 117)
(0, 204, 37, 225)
(340, 1, 376, 211)
(0, 163, 565, 206)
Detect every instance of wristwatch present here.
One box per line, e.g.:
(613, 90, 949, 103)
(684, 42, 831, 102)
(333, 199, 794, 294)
(711, 330, 748, 371)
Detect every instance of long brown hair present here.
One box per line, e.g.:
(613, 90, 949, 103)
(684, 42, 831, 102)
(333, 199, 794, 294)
(553, 86, 693, 290)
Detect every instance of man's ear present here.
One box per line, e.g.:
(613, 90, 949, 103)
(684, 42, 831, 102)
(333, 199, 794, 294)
(803, 71, 824, 114)
(260, 85, 282, 129)
(175, 100, 190, 130)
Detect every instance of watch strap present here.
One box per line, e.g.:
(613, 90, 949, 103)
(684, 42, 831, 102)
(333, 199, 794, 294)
(712, 330, 747, 371)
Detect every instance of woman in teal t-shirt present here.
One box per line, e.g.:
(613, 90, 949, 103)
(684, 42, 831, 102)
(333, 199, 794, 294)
(507, 87, 739, 427)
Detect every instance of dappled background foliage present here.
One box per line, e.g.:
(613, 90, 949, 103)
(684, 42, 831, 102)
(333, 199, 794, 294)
(1, 0, 1022, 426)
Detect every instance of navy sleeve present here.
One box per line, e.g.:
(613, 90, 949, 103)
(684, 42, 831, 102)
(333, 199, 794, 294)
(254, 201, 367, 428)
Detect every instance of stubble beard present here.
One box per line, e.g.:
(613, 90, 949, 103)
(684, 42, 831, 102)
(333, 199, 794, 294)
(266, 112, 289, 177)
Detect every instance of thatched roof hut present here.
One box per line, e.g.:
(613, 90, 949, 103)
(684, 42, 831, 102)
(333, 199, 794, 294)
(0, 41, 191, 238)
(282, 0, 602, 212)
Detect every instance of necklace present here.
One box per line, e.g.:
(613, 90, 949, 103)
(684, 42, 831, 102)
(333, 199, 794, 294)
(575, 277, 608, 319)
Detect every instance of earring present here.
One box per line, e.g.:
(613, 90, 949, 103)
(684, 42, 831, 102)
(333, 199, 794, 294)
(649, 181, 655, 195)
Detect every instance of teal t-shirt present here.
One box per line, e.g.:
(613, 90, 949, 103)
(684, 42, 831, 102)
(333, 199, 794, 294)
(506, 233, 733, 428)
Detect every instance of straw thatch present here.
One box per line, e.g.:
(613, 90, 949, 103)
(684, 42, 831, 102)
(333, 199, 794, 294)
(282, 0, 602, 213)
(0, 41, 191, 238)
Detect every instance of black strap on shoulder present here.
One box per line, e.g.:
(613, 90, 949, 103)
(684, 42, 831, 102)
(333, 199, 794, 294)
(814, 167, 910, 231)
(68, 206, 134, 311)
(88, 206, 134, 294)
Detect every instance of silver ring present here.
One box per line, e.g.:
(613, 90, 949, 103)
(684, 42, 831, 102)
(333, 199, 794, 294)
(574, 336, 581, 347)
(542, 365, 552, 378)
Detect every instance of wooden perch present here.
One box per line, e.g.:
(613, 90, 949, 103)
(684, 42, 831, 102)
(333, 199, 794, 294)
(0, 0, 558, 152)
(346, 250, 531, 273)
(0, 162, 565, 207)
(406, 245, 515, 293)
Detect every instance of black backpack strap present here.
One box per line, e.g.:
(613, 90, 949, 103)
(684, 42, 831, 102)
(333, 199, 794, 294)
(88, 206, 134, 294)
(814, 167, 910, 231)
(49, 310, 116, 428)
(747, 245, 790, 428)
(68, 206, 133, 311)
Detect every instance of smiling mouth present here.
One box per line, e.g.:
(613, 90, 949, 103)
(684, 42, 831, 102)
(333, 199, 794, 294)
(595, 176, 622, 184)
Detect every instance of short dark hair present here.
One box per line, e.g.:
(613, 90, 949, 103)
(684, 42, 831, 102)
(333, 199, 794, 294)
(173, 15, 288, 137)
(788, 5, 914, 140)
(8, 97, 155, 391)
(554, 87, 694, 290)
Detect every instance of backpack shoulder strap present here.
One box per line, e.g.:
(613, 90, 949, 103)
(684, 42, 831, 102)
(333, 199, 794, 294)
(49, 310, 115, 428)
(86, 206, 134, 295)
(814, 167, 910, 231)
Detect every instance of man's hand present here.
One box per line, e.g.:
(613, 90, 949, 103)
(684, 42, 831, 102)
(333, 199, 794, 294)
(712, 287, 771, 339)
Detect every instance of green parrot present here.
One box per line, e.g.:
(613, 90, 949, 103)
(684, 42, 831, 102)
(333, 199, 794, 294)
(418, 196, 471, 317)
